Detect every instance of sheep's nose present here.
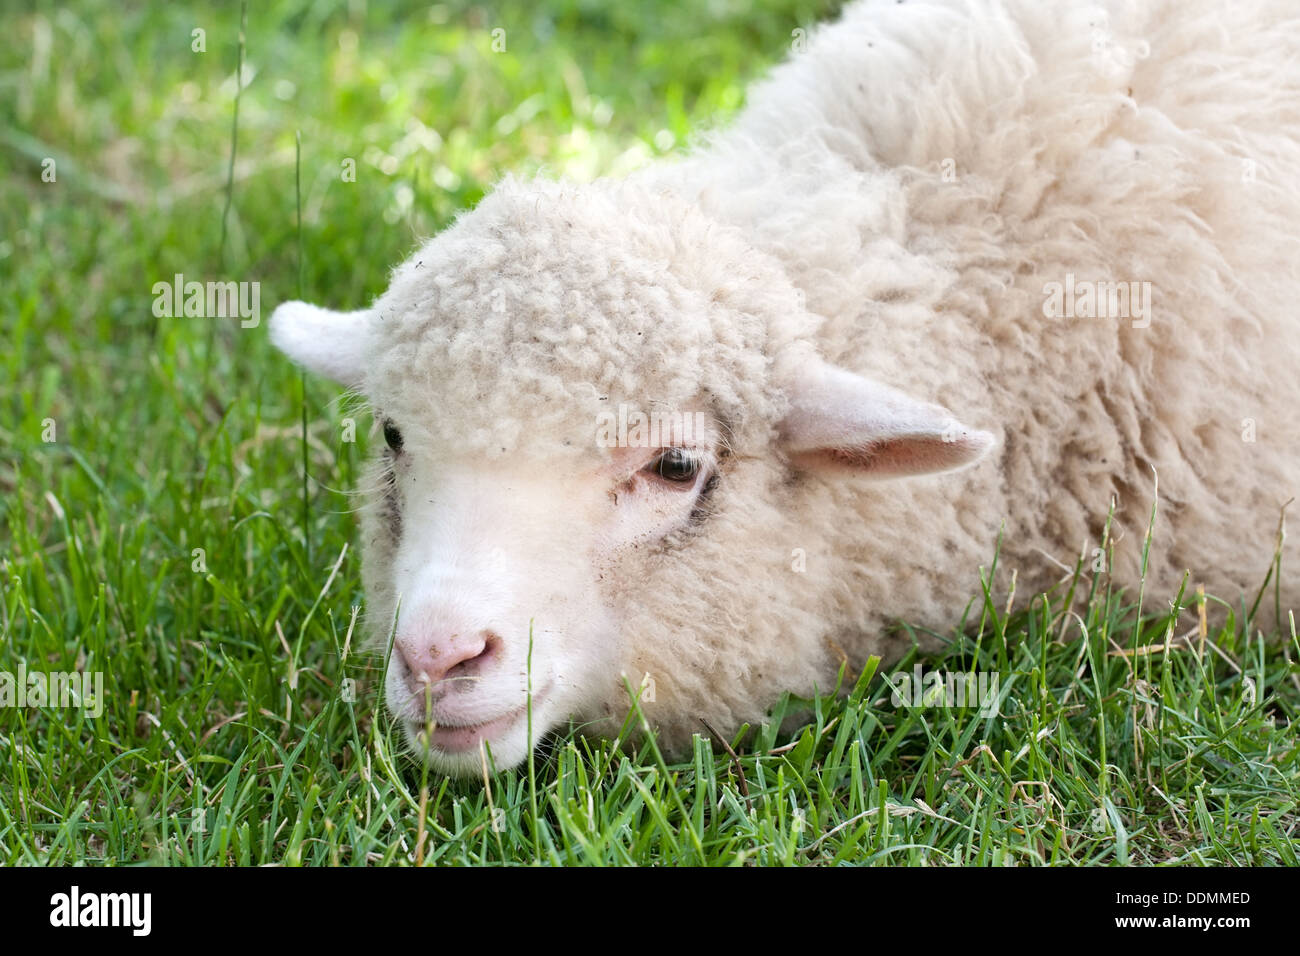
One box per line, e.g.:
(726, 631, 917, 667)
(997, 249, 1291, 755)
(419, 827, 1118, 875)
(396, 628, 500, 691)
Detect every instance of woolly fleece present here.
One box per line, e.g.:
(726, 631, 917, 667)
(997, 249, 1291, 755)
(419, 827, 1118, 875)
(291, 0, 1300, 753)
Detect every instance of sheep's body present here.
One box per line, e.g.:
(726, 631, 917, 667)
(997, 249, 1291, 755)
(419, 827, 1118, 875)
(274, 0, 1300, 771)
(620, 0, 1300, 744)
(643, 0, 1300, 654)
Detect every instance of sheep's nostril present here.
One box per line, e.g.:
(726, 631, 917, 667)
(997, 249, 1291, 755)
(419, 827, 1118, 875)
(444, 631, 500, 682)
(396, 628, 502, 692)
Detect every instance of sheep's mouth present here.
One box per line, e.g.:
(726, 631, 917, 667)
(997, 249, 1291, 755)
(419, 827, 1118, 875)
(405, 685, 551, 756)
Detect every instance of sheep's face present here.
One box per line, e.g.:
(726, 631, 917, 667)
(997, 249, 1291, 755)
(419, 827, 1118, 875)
(360, 406, 724, 776)
(271, 177, 993, 775)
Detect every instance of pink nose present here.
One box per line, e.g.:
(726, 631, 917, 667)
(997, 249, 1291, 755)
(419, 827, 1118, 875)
(395, 627, 500, 690)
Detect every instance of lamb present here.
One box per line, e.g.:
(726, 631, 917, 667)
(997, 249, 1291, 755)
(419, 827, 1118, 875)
(270, 0, 1300, 776)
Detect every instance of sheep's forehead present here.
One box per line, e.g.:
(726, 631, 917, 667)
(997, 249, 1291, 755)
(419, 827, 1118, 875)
(363, 181, 782, 457)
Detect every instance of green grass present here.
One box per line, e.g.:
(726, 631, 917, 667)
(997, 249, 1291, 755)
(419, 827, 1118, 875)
(2, 0, 1298, 866)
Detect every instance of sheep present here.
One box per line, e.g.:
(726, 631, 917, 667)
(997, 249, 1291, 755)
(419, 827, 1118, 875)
(271, 0, 1300, 776)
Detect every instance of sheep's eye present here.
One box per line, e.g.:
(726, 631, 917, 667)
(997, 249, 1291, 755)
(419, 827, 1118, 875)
(645, 447, 701, 484)
(382, 420, 404, 453)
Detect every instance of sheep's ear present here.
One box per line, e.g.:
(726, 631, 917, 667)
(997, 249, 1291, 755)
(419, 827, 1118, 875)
(269, 301, 374, 388)
(778, 358, 995, 479)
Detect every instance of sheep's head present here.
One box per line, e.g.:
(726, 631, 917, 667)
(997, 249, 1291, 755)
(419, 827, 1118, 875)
(271, 177, 993, 776)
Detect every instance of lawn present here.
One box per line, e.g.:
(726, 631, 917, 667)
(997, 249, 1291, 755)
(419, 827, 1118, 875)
(1, 0, 1297, 866)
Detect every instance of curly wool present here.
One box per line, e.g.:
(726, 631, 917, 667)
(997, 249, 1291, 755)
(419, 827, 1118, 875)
(363, 180, 811, 459)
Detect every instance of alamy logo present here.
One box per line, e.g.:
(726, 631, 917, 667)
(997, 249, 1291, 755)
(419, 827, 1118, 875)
(1041, 272, 1152, 329)
(49, 886, 151, 936)
(595, 404, 709, 448)
(151, 272, 261, 328)
(888, 666, 1000, 717)
(0, 663, 103, 718)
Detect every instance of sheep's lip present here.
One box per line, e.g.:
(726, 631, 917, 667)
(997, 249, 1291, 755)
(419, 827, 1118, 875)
(411, 686, 550, 755)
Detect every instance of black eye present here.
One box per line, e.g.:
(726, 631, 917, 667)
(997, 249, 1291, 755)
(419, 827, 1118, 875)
(382, 420, 403, 453)
(645, 447, 700, 484)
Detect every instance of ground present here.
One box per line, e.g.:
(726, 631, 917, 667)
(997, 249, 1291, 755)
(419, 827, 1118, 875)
(1, 0, 1296, 865)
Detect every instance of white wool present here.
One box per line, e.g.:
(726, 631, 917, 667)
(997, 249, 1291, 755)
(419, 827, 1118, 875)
(272, 0, 1300, 773)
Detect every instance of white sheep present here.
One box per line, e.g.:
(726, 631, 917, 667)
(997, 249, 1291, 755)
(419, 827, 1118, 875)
(272, 0, 1300, 775)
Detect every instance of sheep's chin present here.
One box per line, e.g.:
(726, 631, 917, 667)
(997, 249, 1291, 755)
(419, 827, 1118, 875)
(400, 695, 557, 776)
